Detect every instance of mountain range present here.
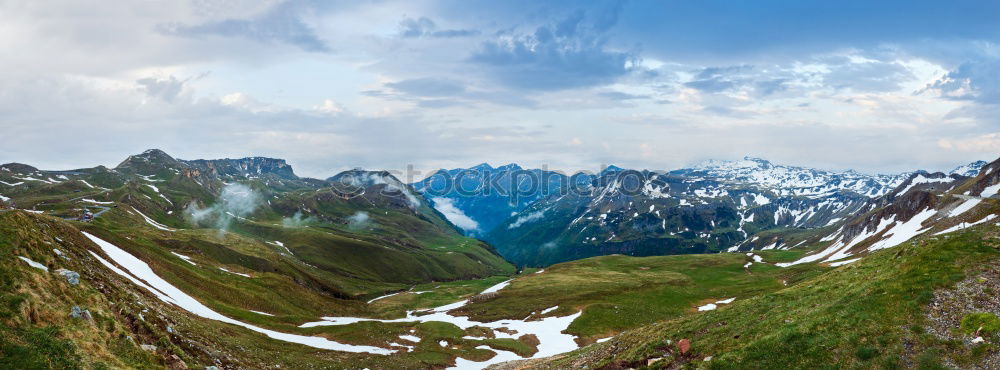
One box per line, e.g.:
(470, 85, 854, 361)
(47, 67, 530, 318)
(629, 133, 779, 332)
(416, 156, 987, 266)
(1, 149, 998, 369)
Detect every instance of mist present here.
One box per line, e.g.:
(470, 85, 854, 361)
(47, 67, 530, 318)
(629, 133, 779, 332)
(282, 211, 315, 228)
(184, 183, 262, 232)
(347, 211, 372, 230)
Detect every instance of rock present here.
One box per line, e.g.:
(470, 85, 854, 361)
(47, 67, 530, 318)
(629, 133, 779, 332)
(704, 356, 713, 361)
(646, 357, 662, 366)
(205, 367, 220, 370)
(53, 248, 69, 260)
(55, 268, 80, 285)
(165, 354, 188, 370)
(678, 338, 691, 354)
(167, 325, 174, 334)
(69, 306, 92, 320)
(972, 336, 986, 343)
(140, 344, 157, 352)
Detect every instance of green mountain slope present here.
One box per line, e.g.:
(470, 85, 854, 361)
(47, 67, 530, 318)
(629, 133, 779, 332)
(1, 149, 515, 298)
(503, 223, 1000, 369)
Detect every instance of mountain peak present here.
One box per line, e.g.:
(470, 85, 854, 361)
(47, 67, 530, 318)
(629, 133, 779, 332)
(471, 163, 494, 171)
(741, 156, 773, 168)
(495, 163, 522, 171)
(601, 165, 624, 174)
(950, 160, 988, 177)
(0, 163, 40, 174)
(115, 149, 182, 173)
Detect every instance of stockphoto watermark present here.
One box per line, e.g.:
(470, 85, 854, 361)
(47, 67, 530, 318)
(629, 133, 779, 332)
(327, 164, 670, 203)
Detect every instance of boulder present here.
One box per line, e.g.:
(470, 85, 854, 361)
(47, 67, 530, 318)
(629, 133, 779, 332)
(69, 306, 92, 320)
(56, 269, 80, 285)
(165, 354, 188, 370)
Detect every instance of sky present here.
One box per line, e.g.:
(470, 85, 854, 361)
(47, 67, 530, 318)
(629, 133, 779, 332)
(1, 0, 999, 179)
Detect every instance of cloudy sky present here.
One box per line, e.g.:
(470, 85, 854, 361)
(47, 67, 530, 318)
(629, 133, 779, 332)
(2, 0, 999, 179)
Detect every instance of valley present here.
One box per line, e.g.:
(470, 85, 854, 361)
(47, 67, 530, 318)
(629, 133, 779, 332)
(1, 150, 998, 369)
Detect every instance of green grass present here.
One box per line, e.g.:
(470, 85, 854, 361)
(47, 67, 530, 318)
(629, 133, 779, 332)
(440, 249, 823, 342)
(535, 226, 1000, 368)
(961, 313, 1000, 338)
(0, 326, 83, 369)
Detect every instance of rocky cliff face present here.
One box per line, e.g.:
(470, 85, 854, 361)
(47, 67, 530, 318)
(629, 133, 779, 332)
(184, 157, 298, 180)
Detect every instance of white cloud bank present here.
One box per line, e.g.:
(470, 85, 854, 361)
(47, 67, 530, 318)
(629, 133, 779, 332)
(430, 198, 479, 232)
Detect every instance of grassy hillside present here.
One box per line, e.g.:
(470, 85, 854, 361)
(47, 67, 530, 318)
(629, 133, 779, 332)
(0, 210, 834, 369)
(504, 224, 1000, 369)
(1, 150, 517, 299)
(449, 250, 825, 343)
(0, 210, 524, 368)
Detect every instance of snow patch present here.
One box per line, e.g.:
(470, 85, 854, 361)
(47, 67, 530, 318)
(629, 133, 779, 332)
(301, 278, 581, 367)
(17, 256, 48, 271)
(219, 267, 250, 277)
(934, 214, 998, 235)
(949, 198, 982, 217)
(829, 258, 861, 267)
(82, 232, 392, 354)
(133, 207, 176, 232)
(170, 252, 196, 265)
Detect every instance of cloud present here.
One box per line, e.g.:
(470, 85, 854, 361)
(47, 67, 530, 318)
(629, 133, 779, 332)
(158, 1, 330, 52)
(399, 16, 479, 38)
(347, 211, 372, 229)
(508, 209, 545, 229)
(682, 65, 794, 97)
(822, 59, 915, 92)
(136, 75, 189, 102)
(468, 5, 638, 90)
(282, 211, 316, 227)
(385, 77, 467, 97)
(185, 183, 262, 231)
(923, 58, 1000, 102)
(430, 197, 479, 231)
(1, 0, 998, 178)
(596, 91, 649, 101)
(938, 133, 1000, 152)
(370, 77, 537, 108)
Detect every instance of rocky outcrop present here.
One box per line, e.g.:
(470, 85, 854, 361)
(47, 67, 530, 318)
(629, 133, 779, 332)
(56, 268, 80, 285)
(184, 157, 298, 180)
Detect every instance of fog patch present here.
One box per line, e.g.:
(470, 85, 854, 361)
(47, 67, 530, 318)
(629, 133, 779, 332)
(347, 211, 371, 229)
(184, 183, 262, 232)
(508, 209, 546, 229)
(282, 211, 315, 228)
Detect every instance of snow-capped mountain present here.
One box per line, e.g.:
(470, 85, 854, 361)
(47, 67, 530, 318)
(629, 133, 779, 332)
(779, 159, 1000, 267)
(485, 166, 877, 266)
(678, 156, 909, 198)
(406, 156, 988, 267)
(949, 160, 988, 177)
(479, 157, 933, 266)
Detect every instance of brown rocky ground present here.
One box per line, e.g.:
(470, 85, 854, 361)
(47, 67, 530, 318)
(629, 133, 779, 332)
(925, 260, 1000, 369)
